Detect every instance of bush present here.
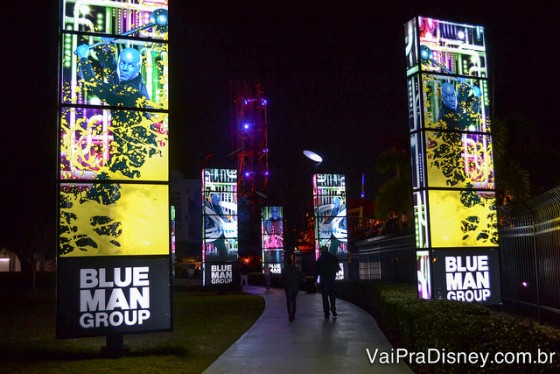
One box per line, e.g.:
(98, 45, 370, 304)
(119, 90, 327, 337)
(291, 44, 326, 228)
(337, 280, 560, 373)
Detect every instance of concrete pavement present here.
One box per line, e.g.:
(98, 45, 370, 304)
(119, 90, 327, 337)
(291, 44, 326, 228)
(203, 285, 413, 373)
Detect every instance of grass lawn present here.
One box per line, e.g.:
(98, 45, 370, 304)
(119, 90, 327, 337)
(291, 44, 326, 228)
(0, 287, 264, 373)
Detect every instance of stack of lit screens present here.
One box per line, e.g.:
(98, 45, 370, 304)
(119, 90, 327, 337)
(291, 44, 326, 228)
(405, 16, 500, 304)
(261, 206, 284, 274)
(313, 173, 348, 280)
(202, 168, 239, 287)
(56, 0, 170, 339)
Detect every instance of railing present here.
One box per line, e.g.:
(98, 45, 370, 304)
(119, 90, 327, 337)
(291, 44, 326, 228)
(355, 185, 560, 326)
(498, 186, 560, 325)
(355, 233, 416, 284)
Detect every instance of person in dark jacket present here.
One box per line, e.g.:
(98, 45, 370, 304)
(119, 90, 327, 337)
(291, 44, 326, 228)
(281, 256, 305, 321)
(315, 245, 341, 318)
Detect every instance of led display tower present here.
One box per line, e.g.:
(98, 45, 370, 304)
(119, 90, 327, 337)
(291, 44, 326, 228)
(405, 16, 501, 304)
(56, 0, 171, 346)
(313, 173, 348, 280)
(202, 168, 239, 288)
(261, 206, 285, 274)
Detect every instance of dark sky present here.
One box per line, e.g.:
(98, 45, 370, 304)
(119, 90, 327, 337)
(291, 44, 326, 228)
(2, 0, 559, 243)
(171, 0, 559, 200)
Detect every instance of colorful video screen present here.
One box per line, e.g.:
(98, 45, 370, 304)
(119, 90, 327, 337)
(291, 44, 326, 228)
(261, 206, 284, 266)
(422, 74, 491, 132)
(313, 174, 348, 260)
(62, 1, 168, 41)
(202, 169, 238, 263)
(59, 183, 169, 257)
(59, 107, 168, 182)
(425, 130, 495, 190)
(406, 16, 487, 78)
(416, 250, 432, 299)
(413, 191, 429, 248)
(428, 189, 498, 248)
(60, 38, 168, 110)
(414, 17, 487, 78)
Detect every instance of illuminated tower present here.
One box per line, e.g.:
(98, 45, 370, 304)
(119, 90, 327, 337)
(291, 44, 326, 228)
(405, 16, 501, 305)
(230, 80, 269, 199)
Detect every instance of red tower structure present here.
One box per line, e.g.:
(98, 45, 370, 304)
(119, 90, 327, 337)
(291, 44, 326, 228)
(230, 80, 269, 199)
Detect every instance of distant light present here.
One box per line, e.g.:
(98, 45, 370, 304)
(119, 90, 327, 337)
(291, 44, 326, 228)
(303, 150, 323, 163)
(522, 281, 528, 287)
(263, 148, 269, 153)
(243, 123, 250, 130)
(244, 171, 251, 177)
(261, 99, 268, 106)
(264, 171, 269, 176)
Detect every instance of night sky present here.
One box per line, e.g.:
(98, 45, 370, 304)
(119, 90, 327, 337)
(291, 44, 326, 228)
(2, 0, 559, 245)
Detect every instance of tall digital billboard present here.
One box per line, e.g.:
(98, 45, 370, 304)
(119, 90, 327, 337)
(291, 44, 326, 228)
(202, 168, 239, 287)
(261, 206, 284, 274)
(313, 173, 348, 280)
(405, 16, 500, 304)
(57, 0, 171, 339)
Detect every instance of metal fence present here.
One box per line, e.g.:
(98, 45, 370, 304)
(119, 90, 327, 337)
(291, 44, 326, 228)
(355, 186, 560, 325)
(498, 186, 560, 325)
(355, 233, 416, 284)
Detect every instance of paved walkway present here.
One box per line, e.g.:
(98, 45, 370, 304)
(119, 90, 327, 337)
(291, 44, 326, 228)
(203, 285, 413, 373)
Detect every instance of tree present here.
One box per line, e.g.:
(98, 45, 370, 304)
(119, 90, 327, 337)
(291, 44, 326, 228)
(10, 218, 55, 291)
(373, 146, 413, 232)
(492, 116, 532, 205)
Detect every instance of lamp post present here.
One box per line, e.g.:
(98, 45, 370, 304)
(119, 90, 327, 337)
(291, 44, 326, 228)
(303, 150, 323, 168)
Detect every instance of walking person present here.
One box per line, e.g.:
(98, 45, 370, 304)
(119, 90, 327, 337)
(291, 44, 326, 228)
(240, 260, 249, 288)
(281, 256, 305, 321)
(315, 245, 341, 319)
(263, 263, 272, 290)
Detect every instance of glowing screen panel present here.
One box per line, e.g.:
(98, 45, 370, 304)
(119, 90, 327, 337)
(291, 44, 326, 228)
(425, 131, 495, 190)
(59, 183, 169, 256)
(59, 108, 168, 182)
(428, 189, 498, 248)
(261, 206, 284, 273)
(405, 16, 487, 78)
(202, 168, 239, 263)
(313, 173, 348, 260)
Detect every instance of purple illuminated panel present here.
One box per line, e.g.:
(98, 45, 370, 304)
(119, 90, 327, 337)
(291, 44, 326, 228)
(261, 206, 284, 269)
(417, 17, 487, 78)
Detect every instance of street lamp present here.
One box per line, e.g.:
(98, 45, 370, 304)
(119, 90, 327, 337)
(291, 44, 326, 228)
(303, 150, 323, 168)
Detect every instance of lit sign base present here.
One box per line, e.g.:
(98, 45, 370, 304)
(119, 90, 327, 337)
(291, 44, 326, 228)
(430, 248, 501, 305)
(56, 256, 172, 339)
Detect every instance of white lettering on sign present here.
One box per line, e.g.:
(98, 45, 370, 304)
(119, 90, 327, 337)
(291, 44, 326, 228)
(444, 255, 492, 302)
(210, 264, 233, 284)
(78, 267, 151, 328)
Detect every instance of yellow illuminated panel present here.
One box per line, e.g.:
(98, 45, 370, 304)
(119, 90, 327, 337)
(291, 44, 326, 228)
(59, 108, 168, 182)
(59, 184, 169, 256)
(426, 131, 494, 190)
(428, 189, 498, 248)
